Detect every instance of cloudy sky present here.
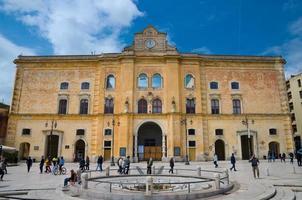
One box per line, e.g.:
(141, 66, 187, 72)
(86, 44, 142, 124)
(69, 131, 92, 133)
(0, 0, 302, 104)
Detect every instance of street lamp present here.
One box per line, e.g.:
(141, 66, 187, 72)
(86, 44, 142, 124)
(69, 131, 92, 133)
(241, 115, 254, 158)
(108, 118, 120, 166)
(45, 119, 57, 158)
(180, 117, 193, 165)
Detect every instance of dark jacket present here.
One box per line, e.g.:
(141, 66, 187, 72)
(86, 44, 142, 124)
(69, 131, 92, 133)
(249, 157, 259, 167)
(231, 155, 236, 164)
(97, 156, 103, 164)
(170, 159, 174, 167)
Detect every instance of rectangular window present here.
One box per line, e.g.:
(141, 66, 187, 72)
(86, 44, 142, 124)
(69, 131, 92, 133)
(104, 129, 112, 136)
(76, 129, 85, 136)
(22, 128, 31, 135)
(215, 129, 223, 135)
(104, 141, 111, 147)
(289, 102, 294, 111)
(211, 99, 220, 114)
(232, 99, 241, 114)
(298, 79, 301, 87)
(174, 147, 181, 156)
(104, 98, 114, 114)
(300, 91, 302, 99)
(188, 129, 195, 135)
(188, 141, 196, 147)
(269, 128, 277, 135)
(186, 99, 195, 114)
(120, 147, 126, 156)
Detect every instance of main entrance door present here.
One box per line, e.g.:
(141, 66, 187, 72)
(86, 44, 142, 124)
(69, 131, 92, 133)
(75, 139, 85, 162)
(241, 135, 254, 160)
(137, 122, 162, 161)
(215, 139, 225, 160)
(46, 135, 59, 158)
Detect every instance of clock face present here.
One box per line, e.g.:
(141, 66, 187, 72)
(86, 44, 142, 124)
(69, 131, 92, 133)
(145, 39, 156, 48)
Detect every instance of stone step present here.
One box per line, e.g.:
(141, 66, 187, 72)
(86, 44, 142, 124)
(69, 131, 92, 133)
(269, 187, 296, 200)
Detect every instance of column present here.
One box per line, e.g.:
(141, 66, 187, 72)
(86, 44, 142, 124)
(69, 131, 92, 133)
(162, 134, 167, 161)
(133, 134, 138, 162)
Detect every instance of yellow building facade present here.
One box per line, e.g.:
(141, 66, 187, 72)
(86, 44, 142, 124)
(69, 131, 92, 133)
(6, 26, 293, 162)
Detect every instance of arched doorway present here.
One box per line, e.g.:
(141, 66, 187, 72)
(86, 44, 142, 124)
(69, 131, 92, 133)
(241, 135, 254, 160)
(269, 141, 280, 156)
(137, 122, 162, 161)
(75, 139, 85, 162)
(46, 135, 59, 158)
(215, 139, 225, 160)
(19, 142, 30, 160)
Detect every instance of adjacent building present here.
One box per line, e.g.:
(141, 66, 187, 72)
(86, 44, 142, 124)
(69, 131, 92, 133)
(286, 73, 302, 151)
(5, 26, 293, 162)
(0, 103, 10, 144)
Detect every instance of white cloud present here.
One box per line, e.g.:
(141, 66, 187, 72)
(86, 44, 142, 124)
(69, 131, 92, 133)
(0, 0, 143, 54)
(192, 46, 212, 54)
(0, 34, 35, 104)
(262, 17, 302, 78)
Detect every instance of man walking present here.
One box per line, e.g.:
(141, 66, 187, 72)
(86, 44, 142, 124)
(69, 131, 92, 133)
(96, 155, 103, 172)
(169, 157, 174, 174)
(26, 156, 33, 173)
(230, 153, 237, 171)
(147, 158, 153, 174)
(0, 158, 5, 181)
(124, 156, 130, 174)
(39, 156, 45, 174)
(249, 154, 260, 178)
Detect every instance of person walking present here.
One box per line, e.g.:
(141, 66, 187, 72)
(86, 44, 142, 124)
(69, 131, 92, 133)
(213, 154, 218, 168)
(124, 156, 130, 174)
(85, 156, 90, 170)
(39, 156, 45, 174)
(296, 152, 302, 166)
(282, 153, 286, 163)
(2, 158, 7, 174)
(289, 152, 294, 164)
(230, 153, 237, 171)
(0, 159, 5, 181)
(96, 155, 103, 171)
(79, 158, 85, 171)
(45, 157, 51, 173)
(272, 152, 276, 162)
(26, 156, 33, 173)
(117, 157, 123, 174)
(267, 151, 272, 162)
(59, 156, 65, 174)
(147, 158, 153, 174)
(249, 154, 260, 178)
(169, 157, 174, 174)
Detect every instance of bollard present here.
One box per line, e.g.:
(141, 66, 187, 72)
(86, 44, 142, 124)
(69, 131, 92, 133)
(105, 166, 110, 176)
(81, 173, 88, 190)
(224, 169, 229, 185)
(214, 173, 220, 189)
(145, 176, 153, 195)
(293, 166, 296, 174)
(197, 167, 201, 176)
(266, 167, 270, 176)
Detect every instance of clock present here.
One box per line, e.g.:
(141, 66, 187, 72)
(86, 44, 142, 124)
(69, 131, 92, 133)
(145, 39, 156, 49)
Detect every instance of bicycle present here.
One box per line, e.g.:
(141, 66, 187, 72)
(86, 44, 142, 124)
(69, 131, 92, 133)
(53, 166, 67, 175)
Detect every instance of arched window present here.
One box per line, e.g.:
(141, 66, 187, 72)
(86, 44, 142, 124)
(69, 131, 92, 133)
(138, 99, 147, 113)
(210, 81, 218, 89)
(104, 98, 114, 114)
(58, 99, 68, 114)
(106, 75, 115, 89)
(138, 73, 148, 88)
(60, 82, 69, 90)
(231, 81, 239, 89)
(152, 99, 162, 113)
(211, 99, 219, 114)
(81, 82, 90, 90)
(79, 99, 89, 114)
(185, 74, 195, 89)
(152, 73, 162, 88)
(232, 99, 241, 114)
(186, 98, 195, 114)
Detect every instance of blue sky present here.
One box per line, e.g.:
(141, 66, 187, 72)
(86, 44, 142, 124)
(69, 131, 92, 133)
(0, 0, 302, 104)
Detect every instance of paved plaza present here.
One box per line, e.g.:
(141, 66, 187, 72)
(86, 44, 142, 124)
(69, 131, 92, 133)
(0, 160, 301, 199)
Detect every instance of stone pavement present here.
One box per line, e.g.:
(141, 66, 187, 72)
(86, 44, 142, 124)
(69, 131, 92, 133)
(0, 159, 301, 199)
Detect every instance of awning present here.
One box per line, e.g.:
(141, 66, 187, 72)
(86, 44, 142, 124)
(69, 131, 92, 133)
(0, 145, 17, 152)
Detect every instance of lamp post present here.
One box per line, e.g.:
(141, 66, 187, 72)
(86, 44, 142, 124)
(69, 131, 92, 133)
(108, 118, 120, 166)
(241, 115, 254, 158)
(180, 117, 192, 165)
(45, 119, 57, 158)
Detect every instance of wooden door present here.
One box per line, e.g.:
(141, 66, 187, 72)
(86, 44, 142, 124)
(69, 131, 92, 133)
(104, 148, 111, 161)
(189, 148, 196, 161)
(144, 146, 162, 161)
